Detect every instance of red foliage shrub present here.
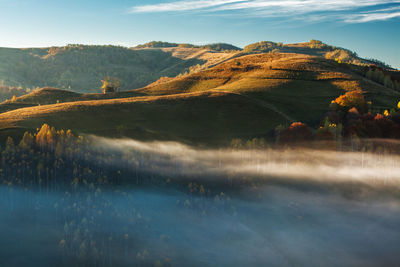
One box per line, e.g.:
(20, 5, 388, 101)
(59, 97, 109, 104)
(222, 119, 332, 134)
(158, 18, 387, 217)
(345, 112, 400, 139)
(280, 122, 313, 143)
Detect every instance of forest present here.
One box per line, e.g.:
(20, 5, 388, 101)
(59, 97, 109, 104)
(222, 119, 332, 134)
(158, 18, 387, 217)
(1, 123, 400, 266)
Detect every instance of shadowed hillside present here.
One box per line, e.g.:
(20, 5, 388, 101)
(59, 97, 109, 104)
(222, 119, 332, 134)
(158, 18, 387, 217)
(0, 45, 209, 93)
(0, 87, 145, 113)
(0, 91, 288, 146)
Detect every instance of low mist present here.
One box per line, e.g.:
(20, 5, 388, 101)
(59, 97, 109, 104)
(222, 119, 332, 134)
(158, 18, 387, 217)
(1, 137, 400, 266)
(94, 137, 400, 188)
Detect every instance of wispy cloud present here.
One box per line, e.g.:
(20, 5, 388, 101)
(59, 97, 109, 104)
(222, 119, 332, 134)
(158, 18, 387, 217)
(216, 0, 399, 12)
(130, 0, 400, 23)
(130, 0, 245, 13)
(345, 6, 400, 22)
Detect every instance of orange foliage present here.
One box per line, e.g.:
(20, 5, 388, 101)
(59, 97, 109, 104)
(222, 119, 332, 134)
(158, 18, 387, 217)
(374, 113, 384, 120)
(332, 91, 366, 112)
(348, 107, 359, 115)
(280, 122, 313, 143)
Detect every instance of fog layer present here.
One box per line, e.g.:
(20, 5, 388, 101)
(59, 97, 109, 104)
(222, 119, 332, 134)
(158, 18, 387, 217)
(1, 138, 400, 266)
(94, 137, 400, 187)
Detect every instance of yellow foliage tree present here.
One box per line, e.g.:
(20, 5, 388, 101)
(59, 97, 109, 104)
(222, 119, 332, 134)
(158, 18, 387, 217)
(36, 124, 56, 148)
(331, 91, 366, 112)
(19, 131, 34, 149)
(101, 77, 121, 93)
(384, 110, 390, 117)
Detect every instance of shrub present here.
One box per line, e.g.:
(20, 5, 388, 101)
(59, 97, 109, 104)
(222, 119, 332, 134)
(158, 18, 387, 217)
(280, 122, 313, 143)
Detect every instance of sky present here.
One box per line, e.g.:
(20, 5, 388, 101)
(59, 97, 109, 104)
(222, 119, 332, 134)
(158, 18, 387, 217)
(0, 0, 399, 68)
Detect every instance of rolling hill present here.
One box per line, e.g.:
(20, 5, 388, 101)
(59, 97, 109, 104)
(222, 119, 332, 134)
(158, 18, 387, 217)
(135, 41, 241, 52)
(243, 40, 393, 68)
(138, 52, 400, 124)
(0, 44, 239, 93)
(0, 40, 393, 94)
(0, 87, 145, 113)
(0, 91, 288, 146)
(0, 41, 399, 146)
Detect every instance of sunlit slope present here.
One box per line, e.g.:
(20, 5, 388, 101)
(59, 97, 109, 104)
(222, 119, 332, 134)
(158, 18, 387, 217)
(0, 91, 289, 145)
(0, 87, 146, 113)
(138, 53, 400, 123)
(0, 52, 398, 145)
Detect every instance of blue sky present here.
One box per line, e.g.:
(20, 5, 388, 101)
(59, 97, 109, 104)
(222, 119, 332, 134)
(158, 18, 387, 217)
(0, 0, 399, 68)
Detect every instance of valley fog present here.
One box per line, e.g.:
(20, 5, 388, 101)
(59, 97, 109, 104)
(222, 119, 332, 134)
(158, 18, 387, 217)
(94, 137, 400, 188)
(1, 138, 400, 266)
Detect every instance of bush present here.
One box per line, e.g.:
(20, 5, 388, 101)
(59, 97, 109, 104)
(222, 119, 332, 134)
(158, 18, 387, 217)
(280, 122, 313, 143)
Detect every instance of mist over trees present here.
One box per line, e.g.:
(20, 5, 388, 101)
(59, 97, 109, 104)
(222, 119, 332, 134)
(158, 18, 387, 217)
(0, 83, 29, 102)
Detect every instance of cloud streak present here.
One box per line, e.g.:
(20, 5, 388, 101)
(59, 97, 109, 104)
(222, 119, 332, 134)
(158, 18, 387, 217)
(130, 0, 400, 23)
(130, 0, 245, 13)
(345, 6, 400, 22)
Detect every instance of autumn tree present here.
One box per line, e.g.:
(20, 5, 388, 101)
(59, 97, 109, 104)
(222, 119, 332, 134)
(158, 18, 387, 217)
(19, 131, 34, 149)
(330, 91, 367, 113)
(5, 136, 15, 153)
(280, 122, 313, 143)
(36, 123, 56, 149)
(101, 77, 121, 94)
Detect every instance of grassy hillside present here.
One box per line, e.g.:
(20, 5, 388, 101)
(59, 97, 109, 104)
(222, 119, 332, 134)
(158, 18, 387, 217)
(0, 91, 288, 145)
(0, 45, 398, 146)
(1, 41, 393, 95)
(0, 87, 145, 113)
(138, 53, 400, 124)
(244, 40, 393, 68)
(0, 45, 209, 93)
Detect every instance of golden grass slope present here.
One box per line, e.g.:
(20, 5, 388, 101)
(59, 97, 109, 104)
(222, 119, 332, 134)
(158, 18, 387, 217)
(0, 91, 289, 145)
(138, 53, 400, 123)
(0, 52, 398, 145)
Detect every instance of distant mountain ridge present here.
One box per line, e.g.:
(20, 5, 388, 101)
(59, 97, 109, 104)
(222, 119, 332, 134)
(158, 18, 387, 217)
(134, 41, 241, 52)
